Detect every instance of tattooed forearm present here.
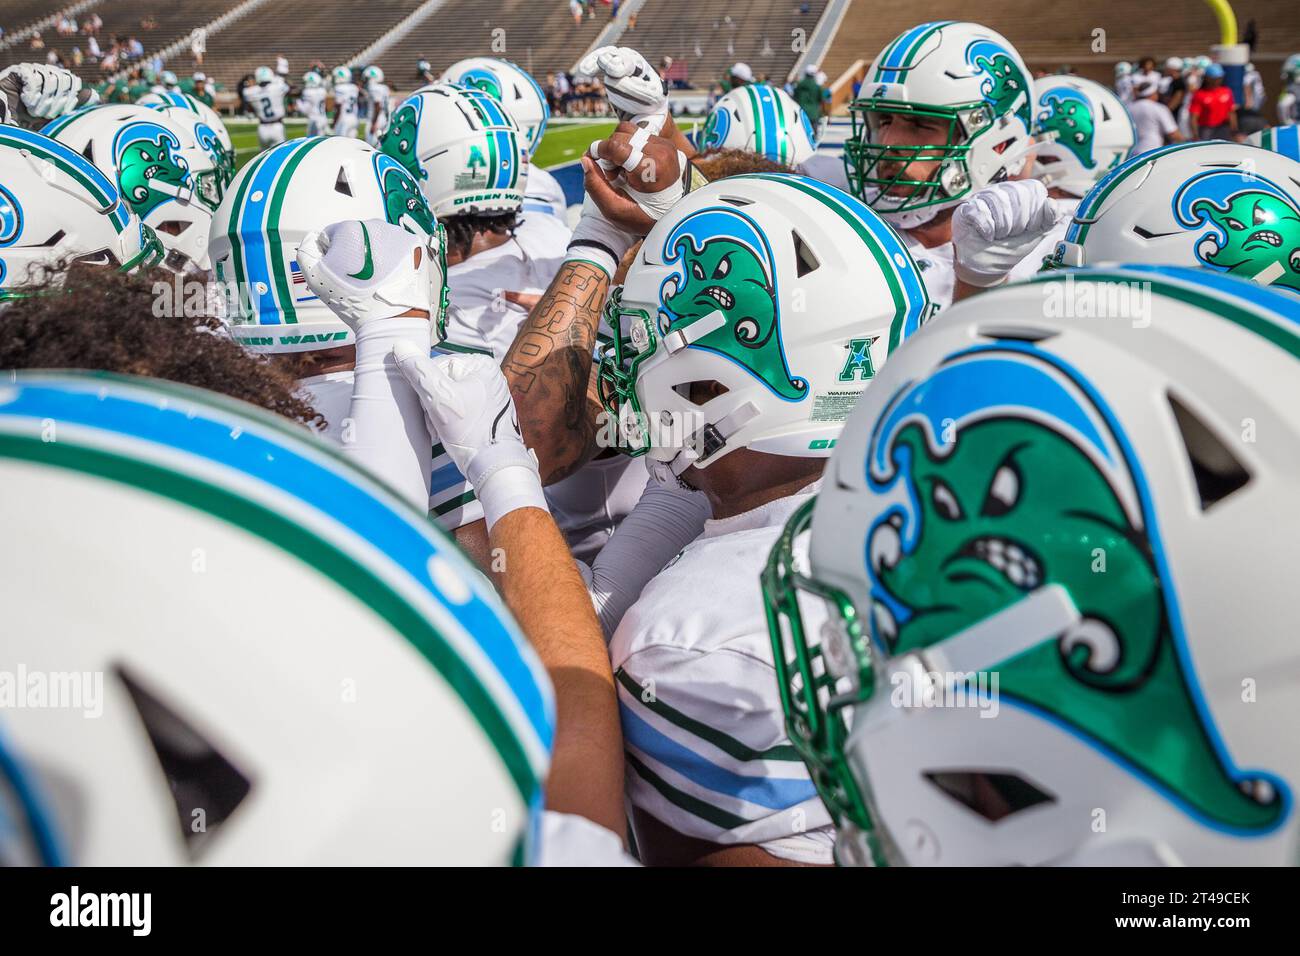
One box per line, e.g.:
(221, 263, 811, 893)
(502, 260, 610, 484)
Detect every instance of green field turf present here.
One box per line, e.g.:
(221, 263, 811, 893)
(226, 118, 619, 172)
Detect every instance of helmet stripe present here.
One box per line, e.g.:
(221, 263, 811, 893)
(1067, 140, 1211, 244)
(0, 126, 128, 232)
(875, 21, 956, 83)
(738, 173, 932, 349)
(0, 375, 554, 795)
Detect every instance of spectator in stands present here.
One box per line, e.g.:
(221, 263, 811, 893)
(1130, 76, 1183, 154)
(554, 70, 572, 115)
(1160, 57, 1186, 114)
(192, 73, 215, 109)
(727, 63, 754, 91)
(141, 15, 159, 33)
(128, 37, 145, 60)
(571, 0, 585, 27)
(88, 34, 102, 61)
(191, 28, 206, 67)
(1189, 63, 1236, 139)
(30, 33, 45, 52)
(794, 64, 830, 122)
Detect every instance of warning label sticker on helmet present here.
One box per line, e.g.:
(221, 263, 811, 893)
(810, 390, 862, 423)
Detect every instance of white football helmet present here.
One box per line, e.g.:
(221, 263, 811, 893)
(1248, 125, 1300, 162)
(44, 104, 221, 273)
(596, 173, 934, 480)
(699, 83, 818, 167)
(209, 136, 445, 353)
(764, 266, 1300, 866)
(0, 371, 553, 865)
(846, 21, 1037, 228)
(1114, 61, 1133, 78)
(1281, 53, 1300, 82)
(1031, 75, 1135, 198)
(363, 65, 384, 85)
(0, 127, 162, 297)
(303, 70, 323, 88)
(132, 90, 234, 178)
(161, 70, 178, 89)
(379, 84, 528, 218)
(254, 66, 275, 85)
(332, 66, 352, 85)
(438, 57, 550, 156)
(1051, 141, 1300, 295)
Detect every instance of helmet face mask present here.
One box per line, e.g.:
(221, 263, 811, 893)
(845, 22, 1037, 225)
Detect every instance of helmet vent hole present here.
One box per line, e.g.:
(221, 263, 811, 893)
(114, 664, 252, 860)
(334, 168, 352, 197)
(974, 324, 1057, 343)
(924, 770, 1055, 822)
(792, 230, 819, 277)
(674, 380, 728, 405)
(1167, 391, 1250, 511)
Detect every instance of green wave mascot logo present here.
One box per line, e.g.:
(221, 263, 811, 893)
(380, 97, 424, 183)
(373, 153, 437, 236)
(658, 207, 807, 400)
(456, 67, 503, 103)
(1174, 169, 1300, 293)
(966, 39, 1031, 130)
(863, 345, 1286, 831)
(1035, 87, 1096, 169)
(112, 122, 192, 218)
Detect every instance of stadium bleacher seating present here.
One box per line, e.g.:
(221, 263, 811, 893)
(371, 0, 605, 95)
(0, 1, 244, 75)
(622, 0, 830, 89)
(0, 0, 74, 44)
(822, 0, 1300, 102)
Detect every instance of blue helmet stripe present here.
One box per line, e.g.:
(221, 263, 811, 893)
(0, 378, 555, 757)
(235, 140, 307, 325)
(0, 125, 128, 230)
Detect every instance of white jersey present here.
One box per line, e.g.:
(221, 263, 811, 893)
(366, 81, 391, 119)
(298, 86, 327, 120)
(1129, 97, 1178, 155)
(798, 152, 850, 192)
(523, 166, 568, 219)
(1007, 198, 1078, 283)
(334, 81, 360, 125)
(1115, 74, 1135, 103)
(537, 811, 639, 866)
(243, 79, 289, 123)
(610, 483, 836, 865)
(899, 229, 955, 313)
(546, 453, 648, 563)
(298, 370, 484, 528)
(444, 213, 571, 359)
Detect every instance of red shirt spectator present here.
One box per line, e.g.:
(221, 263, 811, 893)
(1190, 85, 1234, 127)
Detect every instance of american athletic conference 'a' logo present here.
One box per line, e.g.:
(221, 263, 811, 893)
(965, 39, 1031, 129)
(112, 122, 192, 218)
(658, 206, 807, 400)
(373, 152, 437, 236)
(1173, 169, 1300, 293)
(1035, 87, 1096, 169)
(864, 344, 1287, 832)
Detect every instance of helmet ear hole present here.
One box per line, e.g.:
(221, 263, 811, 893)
(792, 229, 820, 277)
(334, 167, 352, 197)
(1167, 391, 1251, 511)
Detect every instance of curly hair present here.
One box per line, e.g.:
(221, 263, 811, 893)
(442, 210, 520, 261)
(0, 265, 324, 428)
(693, 148, 795, 180)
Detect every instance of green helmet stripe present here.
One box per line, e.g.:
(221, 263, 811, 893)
(0, 127, 127, 233)
(740, 173, 918, 353)
(872, 21, 955, 82)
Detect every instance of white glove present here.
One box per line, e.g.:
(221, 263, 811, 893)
(566, 194, 639, 278)
(577, 46, 668, 126)
(953, 180, 1064, 287)
(0, 65, 96, 127)
(298, 219, 446, 330)
(391, 346, 548, 530)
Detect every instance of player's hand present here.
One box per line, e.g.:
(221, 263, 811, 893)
(953, 180, 1063, 287)
(583, 122, 686, 233)
(391, 347, 547, 528)
(577, 45, 668, 126)
(297, 219, 446, 330)
(0, 64, 97, 128)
